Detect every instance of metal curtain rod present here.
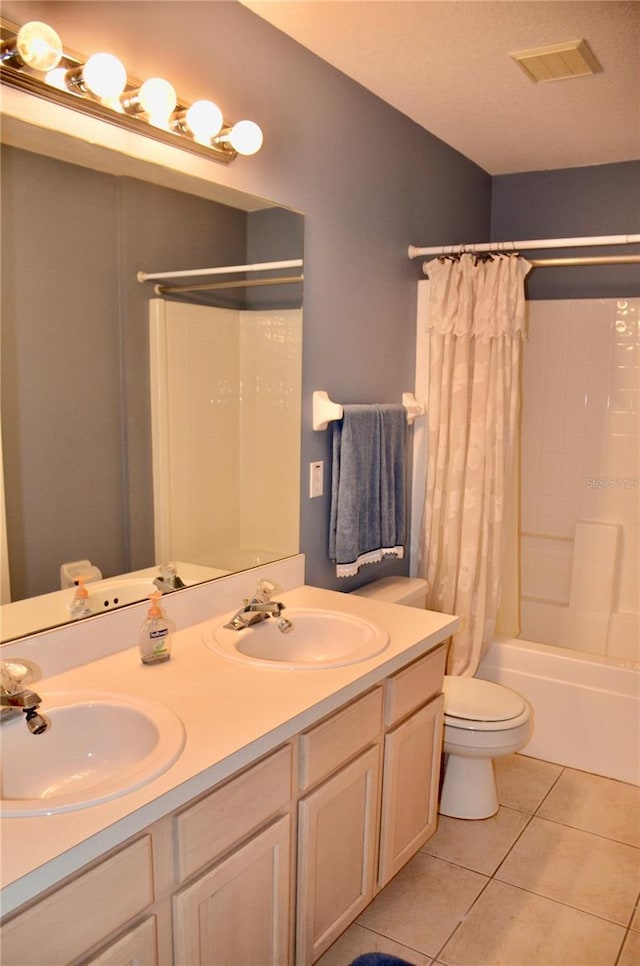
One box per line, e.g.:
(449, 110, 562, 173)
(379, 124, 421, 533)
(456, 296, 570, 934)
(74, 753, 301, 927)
(408, 233, 640, 259)
(529, 254, 640, 268)
(138, 259, 303, 283)
(155, 275, 303, 295)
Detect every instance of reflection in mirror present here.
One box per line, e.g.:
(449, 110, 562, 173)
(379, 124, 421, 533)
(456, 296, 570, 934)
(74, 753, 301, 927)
(0, 133, 303, 643)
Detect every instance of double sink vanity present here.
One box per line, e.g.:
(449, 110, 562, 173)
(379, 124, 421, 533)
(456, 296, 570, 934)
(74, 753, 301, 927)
(0, 564, 457, 965)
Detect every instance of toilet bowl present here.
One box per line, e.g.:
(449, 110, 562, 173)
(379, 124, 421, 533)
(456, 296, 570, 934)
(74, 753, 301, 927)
(440, 675, 532, 819)
(350, 577, 533, 820)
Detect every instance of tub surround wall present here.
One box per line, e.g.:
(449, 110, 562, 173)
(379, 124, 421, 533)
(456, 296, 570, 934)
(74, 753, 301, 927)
(520, 298, 639, 664)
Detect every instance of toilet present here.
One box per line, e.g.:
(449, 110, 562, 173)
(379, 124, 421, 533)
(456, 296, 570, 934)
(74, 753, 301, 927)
(350, 576, 533, 820)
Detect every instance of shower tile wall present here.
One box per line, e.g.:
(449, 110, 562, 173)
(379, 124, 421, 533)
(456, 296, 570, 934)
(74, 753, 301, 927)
(520, 298, 639, 663)
(151, 302, 302, 571)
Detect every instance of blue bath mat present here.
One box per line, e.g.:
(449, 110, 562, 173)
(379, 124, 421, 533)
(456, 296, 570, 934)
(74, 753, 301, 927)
(350, 955, 416, 966)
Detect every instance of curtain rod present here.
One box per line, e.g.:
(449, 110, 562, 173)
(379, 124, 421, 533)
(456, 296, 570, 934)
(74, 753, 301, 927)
(408, 233, 640, 259)
(138, 258, 303, 283)
(529, 254, 640, 268)
(155, 275, 303, 295)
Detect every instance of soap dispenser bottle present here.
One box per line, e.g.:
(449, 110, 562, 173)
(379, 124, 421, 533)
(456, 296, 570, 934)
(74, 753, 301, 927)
(139, 592, 175, 665)
(69, 576, 93, 620)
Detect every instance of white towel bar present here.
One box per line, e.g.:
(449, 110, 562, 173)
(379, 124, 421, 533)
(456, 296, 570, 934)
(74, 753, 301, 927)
(312, 390, 425, 431)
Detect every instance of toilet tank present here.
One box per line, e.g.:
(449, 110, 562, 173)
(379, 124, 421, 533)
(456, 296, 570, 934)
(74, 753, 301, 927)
(350, 576, 427, 608)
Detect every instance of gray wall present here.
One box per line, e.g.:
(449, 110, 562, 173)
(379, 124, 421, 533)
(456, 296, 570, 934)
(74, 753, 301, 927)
(491, 162, 640, 300)
(2, 0, 492, 595)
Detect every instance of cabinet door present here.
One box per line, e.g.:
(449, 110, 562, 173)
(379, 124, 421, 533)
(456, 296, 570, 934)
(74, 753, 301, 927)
(83, 916, 158, 965)
(173, 815, 291, 966)
(296, 746, 380, 966)
(378, 693, 444, 889)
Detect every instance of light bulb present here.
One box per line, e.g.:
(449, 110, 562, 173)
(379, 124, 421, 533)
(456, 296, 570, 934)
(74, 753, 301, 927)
(82, 53, 127, 100)
(228, 120, 263, 156)
(184, 100, 223, 142)
(138, 77, 177, 123)
(14, 21, 62, 71)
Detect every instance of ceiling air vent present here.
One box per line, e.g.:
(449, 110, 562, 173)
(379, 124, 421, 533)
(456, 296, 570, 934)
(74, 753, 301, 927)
(510, 39, 603, 83)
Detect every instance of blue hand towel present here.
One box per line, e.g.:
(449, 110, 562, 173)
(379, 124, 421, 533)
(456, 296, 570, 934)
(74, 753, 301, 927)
(329, 404, 406, 577)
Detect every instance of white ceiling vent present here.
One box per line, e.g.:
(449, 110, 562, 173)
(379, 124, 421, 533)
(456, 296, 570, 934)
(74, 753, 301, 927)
(510, 39, 603, 83)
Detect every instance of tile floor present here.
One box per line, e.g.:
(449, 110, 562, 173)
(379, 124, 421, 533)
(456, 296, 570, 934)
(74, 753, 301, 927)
(317, 755, 640, 966)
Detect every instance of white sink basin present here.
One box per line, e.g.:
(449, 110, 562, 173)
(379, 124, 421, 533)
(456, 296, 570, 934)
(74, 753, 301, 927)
(1, 691, 185, 816)
(206, 608, 389, 669)
(88, 577, 158, 612)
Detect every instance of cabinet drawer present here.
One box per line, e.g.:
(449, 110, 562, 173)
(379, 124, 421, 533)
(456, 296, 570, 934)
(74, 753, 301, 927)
(384, 644, 446, 726)
(83, 915, 158, 965)
(0, 836, 154, 966)
(176, 745, 292, 881)
(299, 688, 383, 791)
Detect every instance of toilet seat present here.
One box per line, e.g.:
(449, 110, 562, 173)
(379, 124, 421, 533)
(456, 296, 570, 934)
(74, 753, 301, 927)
(443, 677, 529, 732)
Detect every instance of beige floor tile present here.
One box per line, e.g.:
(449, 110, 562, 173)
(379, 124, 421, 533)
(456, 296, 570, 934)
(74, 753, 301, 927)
(357, 853, 487, 958)
(631, 904, 640, 932)
(537, 768, 640, 846)
(618, 929, 640, 966)
(494, 754, 563, 813)
(496, 816, 640, 924)
(439, 879, 625, 966)
(315, 922, 432, 966)
(422, 807, 530, 875)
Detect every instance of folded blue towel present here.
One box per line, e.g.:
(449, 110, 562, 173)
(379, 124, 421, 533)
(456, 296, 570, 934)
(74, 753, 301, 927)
(329, 403, 406, 577)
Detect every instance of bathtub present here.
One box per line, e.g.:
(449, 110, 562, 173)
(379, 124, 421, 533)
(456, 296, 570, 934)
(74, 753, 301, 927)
(477, 637, 640, 786)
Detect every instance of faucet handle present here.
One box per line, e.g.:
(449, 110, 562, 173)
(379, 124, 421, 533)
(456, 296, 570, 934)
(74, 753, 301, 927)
(255, 578, 275, 603)
(0, 659, 36, 695)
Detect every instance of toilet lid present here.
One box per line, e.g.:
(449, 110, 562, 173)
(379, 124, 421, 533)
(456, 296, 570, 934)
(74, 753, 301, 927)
(443, 676, 526, 722)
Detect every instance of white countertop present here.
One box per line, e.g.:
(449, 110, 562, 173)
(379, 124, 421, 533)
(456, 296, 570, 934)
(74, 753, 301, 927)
(0, 583, 457, 916)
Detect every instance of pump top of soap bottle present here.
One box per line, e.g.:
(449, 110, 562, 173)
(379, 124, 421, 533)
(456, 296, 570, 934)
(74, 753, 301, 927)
(147, 592, 163, 619)
(139, 592, 174, 665)
(69, 576, 93, 619)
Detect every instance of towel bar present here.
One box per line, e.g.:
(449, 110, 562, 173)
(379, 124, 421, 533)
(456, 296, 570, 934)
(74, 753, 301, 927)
(312, 390, 425, 431)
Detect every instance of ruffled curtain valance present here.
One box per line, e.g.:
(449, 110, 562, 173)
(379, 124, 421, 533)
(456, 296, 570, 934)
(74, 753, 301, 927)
(425, 254, 531, 340)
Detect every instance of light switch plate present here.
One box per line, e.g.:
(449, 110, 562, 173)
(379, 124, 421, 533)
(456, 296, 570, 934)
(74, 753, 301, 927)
(309, 461, 323, 498)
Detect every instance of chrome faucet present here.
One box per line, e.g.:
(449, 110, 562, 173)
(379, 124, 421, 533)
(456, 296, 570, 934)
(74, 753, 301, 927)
(1, 659, 50, 734)
(224, 579, 288, 631)
(153, 563, 186, 594)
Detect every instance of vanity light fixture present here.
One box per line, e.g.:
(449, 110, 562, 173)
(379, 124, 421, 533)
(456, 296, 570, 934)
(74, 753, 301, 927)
(0, 17, 263, 164)
(171, 99, 224, 143)
(0, 20, 62, 71)
(218, 119, 264, 157)
(65, 52, 127, 101)
(121, 77, 177, 126)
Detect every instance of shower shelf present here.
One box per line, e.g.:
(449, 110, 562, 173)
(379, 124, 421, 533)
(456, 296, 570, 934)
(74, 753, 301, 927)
(312, 390, 425, 431)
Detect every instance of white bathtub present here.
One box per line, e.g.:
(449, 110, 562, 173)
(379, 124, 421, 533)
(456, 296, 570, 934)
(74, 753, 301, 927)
(477, 637, 640, 786)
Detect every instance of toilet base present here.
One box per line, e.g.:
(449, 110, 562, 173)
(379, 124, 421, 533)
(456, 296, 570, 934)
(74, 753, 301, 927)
(439, 754, 498, 820)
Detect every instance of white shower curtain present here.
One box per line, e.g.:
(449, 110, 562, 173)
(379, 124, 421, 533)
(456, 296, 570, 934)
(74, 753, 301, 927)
(418, 253, 531, 676)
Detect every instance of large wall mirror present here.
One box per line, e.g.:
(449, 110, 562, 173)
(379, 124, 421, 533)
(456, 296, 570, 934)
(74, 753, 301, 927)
(0, 106, 303, 643)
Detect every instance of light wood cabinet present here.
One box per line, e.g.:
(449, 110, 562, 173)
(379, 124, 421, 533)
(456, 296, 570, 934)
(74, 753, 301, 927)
(378, 694, 444, 888)
(1, 643, 448, 966)
(173, 815, 292, 966)
(0, 836, 156, 966)
(296, 746, 381, 965)
(83, 916, 159, 966)
(296, 645, 447, 965)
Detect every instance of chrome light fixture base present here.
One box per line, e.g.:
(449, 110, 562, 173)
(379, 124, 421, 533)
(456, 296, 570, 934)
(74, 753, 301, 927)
(0, 18, 261, 166)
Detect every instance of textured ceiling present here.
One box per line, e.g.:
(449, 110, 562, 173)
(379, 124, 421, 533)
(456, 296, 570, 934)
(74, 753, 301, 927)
(242, 0, 640, 174)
